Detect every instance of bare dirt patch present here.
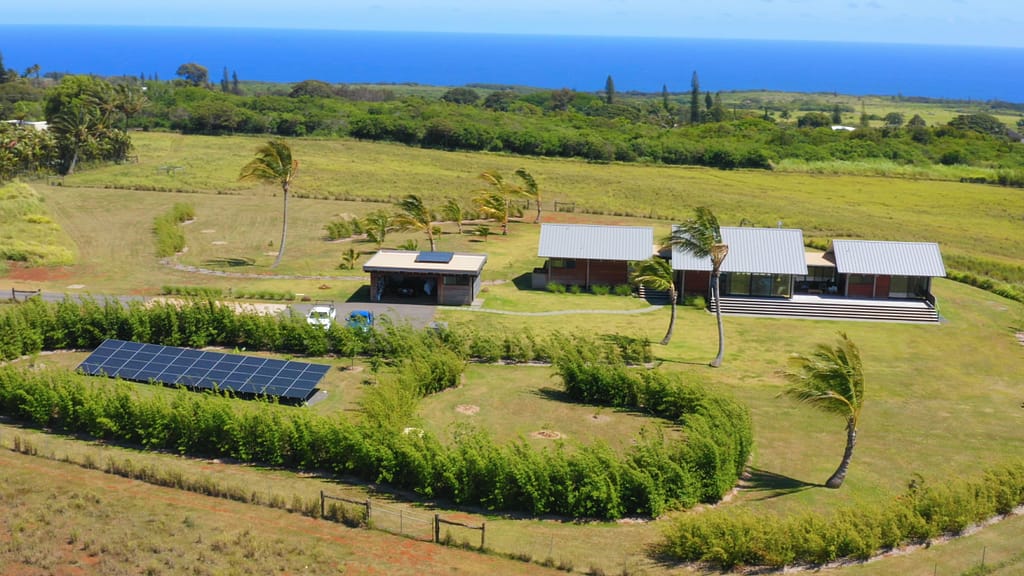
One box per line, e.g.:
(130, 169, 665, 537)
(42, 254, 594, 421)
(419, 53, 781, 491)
(589, 414, 612, 424)
(455, 404, 480, 416)
(6, 263, 73, 283)
(530, 430, 563, 440)
(1016, 332, 1024, 346)
(200, 229, 215, 234)
(211, 240, 228, 245)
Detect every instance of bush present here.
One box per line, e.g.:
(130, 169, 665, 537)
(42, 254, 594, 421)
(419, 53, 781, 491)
(590, 284, 611, 296)
(546, 282, 566, 294)
(568, 284, 583, 295)
(613, 284, 633, 297)
(685, 295, 707, 309)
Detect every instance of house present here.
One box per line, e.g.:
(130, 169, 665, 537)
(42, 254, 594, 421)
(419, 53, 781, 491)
(535, 224, 654, 289)
(824, 240, 946, 301)
(363, 250, 487, 306)
(672, 226, 808, 299)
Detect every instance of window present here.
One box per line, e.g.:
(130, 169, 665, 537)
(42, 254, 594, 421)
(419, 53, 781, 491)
(443, 275, 471, 286)
(550, 259, 576, 269)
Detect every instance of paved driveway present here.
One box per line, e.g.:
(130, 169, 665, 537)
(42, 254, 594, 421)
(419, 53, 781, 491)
(290, 301, 437, 329)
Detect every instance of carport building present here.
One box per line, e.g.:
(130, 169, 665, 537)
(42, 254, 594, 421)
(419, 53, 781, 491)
(363, 250, 487, 306)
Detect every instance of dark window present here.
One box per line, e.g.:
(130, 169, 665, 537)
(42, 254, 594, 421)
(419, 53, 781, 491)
(443, 275, 471, 286)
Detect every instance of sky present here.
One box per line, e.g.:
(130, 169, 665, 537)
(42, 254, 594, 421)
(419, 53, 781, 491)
(6, 0, 1023, 48)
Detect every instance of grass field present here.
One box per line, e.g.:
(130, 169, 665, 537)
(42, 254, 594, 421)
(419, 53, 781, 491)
(2, 131, 1024, 574)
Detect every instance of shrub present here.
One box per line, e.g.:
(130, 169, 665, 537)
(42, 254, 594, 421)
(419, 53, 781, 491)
(546, 282, 566, 294)
(568, 284, 583, 295)
(685, 295, 707, 309)
(613, 284, 633, 297)
(590, 284, 611, 296)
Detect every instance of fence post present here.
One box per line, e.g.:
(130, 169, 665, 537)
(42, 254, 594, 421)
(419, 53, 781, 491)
(434, 514, 440, 543)
(480, 522, 486, 550)
(320, 490, 325, 518)
(365, 498, 372, 525)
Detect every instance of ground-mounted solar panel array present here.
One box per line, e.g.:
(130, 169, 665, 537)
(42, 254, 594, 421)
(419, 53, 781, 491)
(77, 339, 329, 403)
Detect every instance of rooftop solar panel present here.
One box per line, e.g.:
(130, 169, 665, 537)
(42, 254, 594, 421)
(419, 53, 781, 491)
(415, 251, 455, 263)
(77, 339, 328, 403)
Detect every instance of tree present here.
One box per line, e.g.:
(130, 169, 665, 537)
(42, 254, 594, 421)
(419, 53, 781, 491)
(231, 71, 241, 95)
(689, 71, 701, 124)
(631, 257, 678, 345)
(220, 66, 230, 92)
(550, 88, 574, 111)
(782, 332, 865, 489)
(669, 207, 727, 367)
(661, 84, 670, 111)
(393, 194, 438, 251)
(907, 113, 927, 128)
(709, 92, 726, 122)
(441, 198, 465, 234)
(483, 90, 516, 111)
(475, 170, 518, 235)
(339, 247, 360, 270)
(514, 167, 542, 224)
(440, 87, 480, 105)
(114, 84, 147, 131)
(363, 211, 393, 248)
(51, 100, 101, 174)
(883, 111, 905, 127)
(604, 75, 615, 105)
(239, 140, 298, 268)
(288, 79, 335, 98)
(797, 112, 833, 128)
(831, 104, 843, 125)
(176, 62, 209, 87)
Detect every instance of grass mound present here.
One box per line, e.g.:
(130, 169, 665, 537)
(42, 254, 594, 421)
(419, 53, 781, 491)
(0, 181, 76, 266)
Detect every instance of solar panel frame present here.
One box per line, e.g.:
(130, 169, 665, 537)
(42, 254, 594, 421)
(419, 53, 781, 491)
(77, 339, 327, 402)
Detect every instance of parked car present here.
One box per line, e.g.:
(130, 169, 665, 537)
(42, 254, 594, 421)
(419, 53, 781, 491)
(305, 302, 336, 329)
(346, 310, 375, 332)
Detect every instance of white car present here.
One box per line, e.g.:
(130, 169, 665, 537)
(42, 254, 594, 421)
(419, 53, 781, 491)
(305, 302, 337, 329)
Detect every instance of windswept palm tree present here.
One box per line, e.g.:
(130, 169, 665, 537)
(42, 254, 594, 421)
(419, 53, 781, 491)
(441, 198, 465, 235)
(475, 170, 518, 235)
(782, 332, 865, 489)
(669, 207, 728, 367)
(52, 99, 101, 175)
(363, 211, 393, 248)
(239, 139, 298, 268)
(631, 257, 678, 345)
(514, 168, 542, 224)
(393, 194, 438, 251)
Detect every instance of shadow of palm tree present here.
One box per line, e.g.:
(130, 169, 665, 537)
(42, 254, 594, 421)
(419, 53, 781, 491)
(740, 467, 822, 500)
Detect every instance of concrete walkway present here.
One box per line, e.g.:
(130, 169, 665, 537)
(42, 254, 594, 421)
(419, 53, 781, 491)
(450, 304, 666, 316)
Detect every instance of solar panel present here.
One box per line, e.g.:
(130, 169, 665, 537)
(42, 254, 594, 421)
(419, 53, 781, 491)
(415, 251, 455, 263)
(77, 339, 329, 403)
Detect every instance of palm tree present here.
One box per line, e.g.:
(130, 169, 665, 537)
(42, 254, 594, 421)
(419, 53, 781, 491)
(669, 207, 728, 367)
(782, 332, 865, 489)
(239, 139, 298, 268)
(52, 99, 101, 175)
(475, 170, 517, 235)
(631, 257, 678, 345)
(393, 194, 438, 251)
(363, 211, 393, 248)
(515, 168, 542, 224)
(441, 198, 465, 235)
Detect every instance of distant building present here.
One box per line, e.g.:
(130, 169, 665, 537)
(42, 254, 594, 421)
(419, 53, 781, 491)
(363, 250, 487, 306)
(2, 119, 48, 131)
(535, 223, 654, 289)
(830, 125, 856, 132)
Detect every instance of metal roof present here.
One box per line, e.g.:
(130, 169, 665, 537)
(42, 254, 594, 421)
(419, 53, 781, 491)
(538, 224, 654, 261)
(827, 240, 946, 277)
(671, 227, 808, 275)
(363, 250, 487, 275)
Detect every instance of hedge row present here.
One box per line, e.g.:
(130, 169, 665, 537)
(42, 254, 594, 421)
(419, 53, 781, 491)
(1, 365, 720, 519)
(152, 202, 194, 258)
(554, 340, 753, 503)
(658, 465, 1024, 569)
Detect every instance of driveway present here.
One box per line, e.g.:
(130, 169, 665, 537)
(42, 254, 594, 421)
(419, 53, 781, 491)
(290, 301, 437, 329)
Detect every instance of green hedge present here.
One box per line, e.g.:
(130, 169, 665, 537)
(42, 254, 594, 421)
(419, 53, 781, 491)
(153, 202, 194, 258)
(658, 465, 1024, 569)
(0, 298, 747, 519)
(554, 337, 752, 505)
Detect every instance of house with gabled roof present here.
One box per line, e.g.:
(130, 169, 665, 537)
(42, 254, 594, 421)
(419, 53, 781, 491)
(825, 239, 946, 300)
(534, 224, 654, 289)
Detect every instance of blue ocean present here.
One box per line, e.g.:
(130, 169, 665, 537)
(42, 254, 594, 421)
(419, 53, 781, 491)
(2, 26, 1022, 102)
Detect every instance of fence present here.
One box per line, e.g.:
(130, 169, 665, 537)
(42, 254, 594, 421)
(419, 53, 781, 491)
(8, 288, 41, 302)
(320, 491, 484, 548)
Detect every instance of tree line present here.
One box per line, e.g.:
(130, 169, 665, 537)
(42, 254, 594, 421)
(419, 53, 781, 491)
(3, 61, 1024, 181)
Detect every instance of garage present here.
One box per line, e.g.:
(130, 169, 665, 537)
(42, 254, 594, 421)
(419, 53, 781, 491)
(362, 249, 487, 306)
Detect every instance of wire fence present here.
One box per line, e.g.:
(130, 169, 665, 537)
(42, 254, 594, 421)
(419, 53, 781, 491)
(320, 491, 484, 548)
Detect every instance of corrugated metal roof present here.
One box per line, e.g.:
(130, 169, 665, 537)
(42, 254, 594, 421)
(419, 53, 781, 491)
(363, 250, 487, 275)
(671, 227, 808, 274)
(538, 224, 654, 261)
(828, 240, 946, 277)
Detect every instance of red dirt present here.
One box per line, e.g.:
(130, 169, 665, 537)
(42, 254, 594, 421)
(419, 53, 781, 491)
(4, 263, 74, 283)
